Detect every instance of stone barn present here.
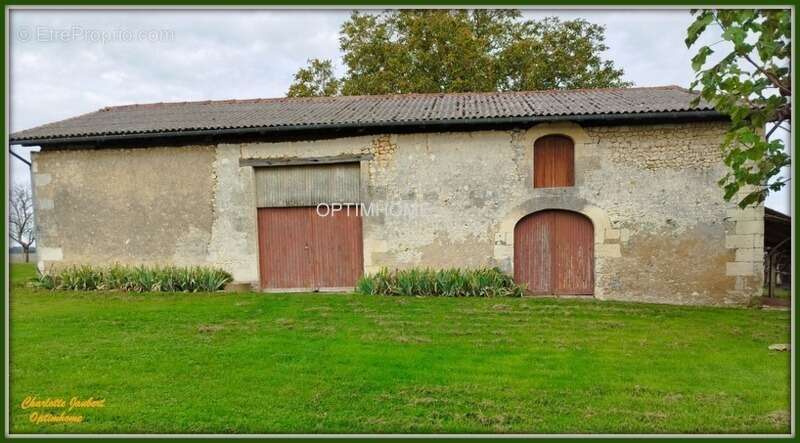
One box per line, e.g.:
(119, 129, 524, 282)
(10, 86, 764, 305)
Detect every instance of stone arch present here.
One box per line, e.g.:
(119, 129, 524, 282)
(522, 122, 591, 147)
(493, 200, 613, 276)
(534, 132, 576, 146)
(514, 207, 596, 234)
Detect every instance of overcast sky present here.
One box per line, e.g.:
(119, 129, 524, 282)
(8, 8, 791, 214)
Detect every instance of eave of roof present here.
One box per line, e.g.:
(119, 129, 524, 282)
(10, 109, 727, 147)
(765, 207, 791, 222)
(9, 86, 726, 147)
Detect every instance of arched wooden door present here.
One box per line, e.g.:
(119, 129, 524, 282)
(514, 210, 594, 295)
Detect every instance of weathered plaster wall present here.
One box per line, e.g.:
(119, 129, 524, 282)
(32, 145, 217, 270)
(233, 121, 761, 304)
(579, 124, 763, 304)
(33, 120, 763, 305)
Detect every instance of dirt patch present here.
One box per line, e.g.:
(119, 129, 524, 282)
(275, 318, 295, 329)
(197, 324, 225, 334)
(395, 335, 432, 344)
(765, 410, 789, 427)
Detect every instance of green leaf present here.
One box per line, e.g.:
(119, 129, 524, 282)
(687, 9, 792, 208)
(295, 10, 631, 96)
(736, 128, 760, 145)
(722, 25, 747, 47)
(685, 11, 713, 47)
(691, 46, 714, 71)
(738, 191, 763, 208)
(723, 183, 739, 201)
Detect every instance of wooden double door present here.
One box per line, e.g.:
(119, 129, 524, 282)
(514, 210, 594, 295)
(257, 207, 363, 289)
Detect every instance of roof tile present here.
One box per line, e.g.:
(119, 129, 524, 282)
(10, 85, 715, 143)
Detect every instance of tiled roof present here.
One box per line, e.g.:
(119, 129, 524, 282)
(10, 86, 718, 144)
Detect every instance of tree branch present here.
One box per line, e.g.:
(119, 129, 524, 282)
(743, 54, 791, 95)
(9, 185, 35, 247)
(766, 119, 786, 139)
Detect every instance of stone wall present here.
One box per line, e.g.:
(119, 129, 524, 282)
(32, 145, 217, 269)
(32, 120, 763, 305)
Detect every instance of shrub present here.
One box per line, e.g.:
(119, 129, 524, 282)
(32, 265, 233, 293)
(356, 267, 525, 297)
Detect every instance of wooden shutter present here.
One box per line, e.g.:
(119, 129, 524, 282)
(533, 135, 574, 188)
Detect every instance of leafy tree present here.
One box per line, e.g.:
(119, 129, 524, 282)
(286, 59, 341, 97)
(686, 9, 791, 208)
(287, 10, 630, 97)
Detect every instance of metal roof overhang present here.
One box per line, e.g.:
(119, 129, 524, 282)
(9, 110, 727, 147)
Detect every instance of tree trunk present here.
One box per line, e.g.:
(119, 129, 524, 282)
(23, 246, 29, 263)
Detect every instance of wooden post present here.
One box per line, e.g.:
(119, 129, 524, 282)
(766, 237, 790, 299)
(766, 254, 772, 298)
(769, 256, 777, 299)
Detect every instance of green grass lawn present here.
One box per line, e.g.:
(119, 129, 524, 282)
(10, 262, 38, 285)
(9, 263, 791, 434)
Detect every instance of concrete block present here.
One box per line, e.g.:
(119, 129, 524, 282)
(605, 228, 620, 240)
(596, 244, 621, 258)
(725, 234, 754, 249)
(34, 173, 52, 187)
(38, 247, 63, 261)
(494, 231, 510, 245)
(726, 262, 754, 276)
(38, 198, 54, 210)
(735, 248, 761, 262)
(494, 244, 512, 259)
(726, 207, 762, 221)
(736, 220, 764, 235)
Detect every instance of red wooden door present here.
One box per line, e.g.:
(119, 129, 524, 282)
(534, 135, 574, 188)
(257, 207, 363, 289)
(551, 213, 594, 294)
(258, 207, 314, 289)
(514, 211, 553, 293)
(310, 207, 364, 288)
(514, 210, 593, 295)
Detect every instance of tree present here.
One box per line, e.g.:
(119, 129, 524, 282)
(287, 59, 341, 97)
(10, 185, 35, 263)
(686, 9, 791, 208)
(287, 10, 630, 97)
